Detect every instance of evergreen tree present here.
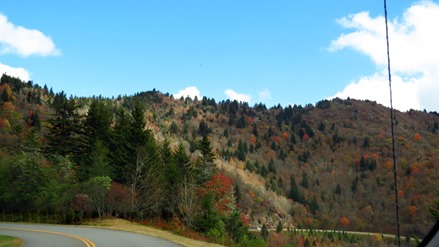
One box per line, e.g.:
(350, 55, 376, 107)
(226, 209, 247, 243)
(237, 115, 247, 129)
(110, 107, 132, 183)
(268, 158, 276, 174)
(45, 91, 83, 158)
(310, 196, 319, 215)
(261, 223, 269, 241)
(84, 140, 113, 180)
(288, 176, 305, 204)
(335, 184, 342, 195)
(301, 172, 309, 189)
(276, 221, 283, 233)
(252, 123, 259, 137)
(195, 135, 215, 184)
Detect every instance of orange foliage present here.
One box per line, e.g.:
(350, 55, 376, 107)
(411, 165, 420, 175)
(364, 154, 370, 159)
(248, 135, 257, 144)
(414, 133, 421, 141)
(372, 153, 379, 159)
(248, 191, 256, 198)
(409, 205, 417, 217)
(241, 214, 249, 225)
(339, 216, 350, 227)
(202, 173, 235, 215)
(0, 119, 11, 128)
(398, 190, 404, 198)
(282, 132, 289, 139)
(383, 160, 392, 169)
(2, 102, 15, 112)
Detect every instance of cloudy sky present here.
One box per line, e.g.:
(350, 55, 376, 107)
(1, 1, 438, 111)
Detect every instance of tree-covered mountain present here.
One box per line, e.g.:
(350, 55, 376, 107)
(0, 74, 438, 245)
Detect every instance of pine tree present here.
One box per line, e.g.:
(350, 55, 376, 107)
(301, 172, 309, 189)
(276, 221, 283, 233)
(261, 223, 269, 241)
(45, 91, 83, 158)
(268, 158, 276, 174)
(195, 135, 215, 184)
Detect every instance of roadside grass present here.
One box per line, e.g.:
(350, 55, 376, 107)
(0, 235, 22, 247)
(83, 218, 224, 247)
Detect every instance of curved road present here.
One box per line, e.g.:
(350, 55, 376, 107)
(0, 222, 181, 247)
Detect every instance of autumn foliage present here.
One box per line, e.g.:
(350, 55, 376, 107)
(339, 216, 350, 227)
(201, 172, 235, 215)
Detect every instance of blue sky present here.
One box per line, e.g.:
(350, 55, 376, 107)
(1, 1, 438, 111)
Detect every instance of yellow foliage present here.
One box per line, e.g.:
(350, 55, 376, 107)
(383, 160, 392, 169)
(2, 101, 14, 110)
(375, 234, 382, 242)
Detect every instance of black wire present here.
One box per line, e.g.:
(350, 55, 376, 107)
(383, 0, 401, 246)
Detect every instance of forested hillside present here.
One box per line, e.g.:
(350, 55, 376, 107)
(0, 74, 438, 246)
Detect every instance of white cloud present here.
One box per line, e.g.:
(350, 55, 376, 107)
(0, 62, 30, 81)
(329, 1, 439, 111)
(173, 86, 201, 100)
(258, 88, 271, 101)
(224, 89, 252, 103)
(0, 14, 60, 56)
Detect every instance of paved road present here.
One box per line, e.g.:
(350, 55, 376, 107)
(0, 222, 182, 247)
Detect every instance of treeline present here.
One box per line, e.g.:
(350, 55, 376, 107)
(0, 75, 260, 245)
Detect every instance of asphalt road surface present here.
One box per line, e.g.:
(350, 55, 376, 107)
(0, 222, 181, 247)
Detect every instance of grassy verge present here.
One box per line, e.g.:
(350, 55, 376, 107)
(0, 235, 22, 247)
(83, 218, 224, 247)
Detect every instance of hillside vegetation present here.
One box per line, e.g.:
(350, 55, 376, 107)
(0, 74, 438, 246)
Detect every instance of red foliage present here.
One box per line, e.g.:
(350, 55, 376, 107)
(202, 173, 235, 215)
(364, 154, 370, 159)
(247, 117, 254, 123)
(248, 136, 257, 144)
(398, 190, 404, 198)
(411, 165, 420, 175)
(248, 191, 256, 198)
(302, 133, 309, 140)
(339, 216, 350, 227)
(409, 205, 417, 217)
(372, 153, 379, 160)
(241, 214, 249, 226)
(273, 136, 281, 143)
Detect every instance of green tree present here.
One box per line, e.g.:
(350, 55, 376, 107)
(196, 135, 215, 184)
(83, 99, 112, 145)
(85, 140, 113, 179)
(226, 209, 247, 243)
(194, 194, 225, 235)
(268, 158, 276, 174)
(84, 176, 111, 217)
(45, 91, 83, 158)
(276, 221, 283, 233)
(261, 223, 269, 241)
(310, 196, 319, 215)
(288, 176, 305, 204)
(301, 172, 309, 189)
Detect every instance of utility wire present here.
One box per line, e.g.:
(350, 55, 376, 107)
(383, 0, 401, 246)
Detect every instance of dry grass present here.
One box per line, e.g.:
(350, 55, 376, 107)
(83, 218, 224, 247)
(0, 235, 22, 247)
